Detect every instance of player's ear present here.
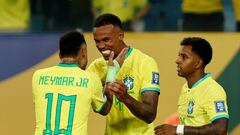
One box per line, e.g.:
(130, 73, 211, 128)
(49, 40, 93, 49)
(80, 44, 87, 58)
(196, 58, 203, 69)
(119, 31, 124, 40)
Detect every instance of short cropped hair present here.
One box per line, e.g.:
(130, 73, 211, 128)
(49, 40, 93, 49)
(93, 13, 123, 30)
(59, 31, 86, 57)
(181, 37, 212, 66)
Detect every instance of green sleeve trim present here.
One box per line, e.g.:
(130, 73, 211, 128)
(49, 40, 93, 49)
(140, 87, 160, 94)
(94, 99, 108, 113)
(211, 114, 229, 122)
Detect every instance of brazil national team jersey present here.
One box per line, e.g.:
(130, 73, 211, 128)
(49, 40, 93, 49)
(178, 73, 229, 126)
(87, 47, 160, 135)
(32, 64, 106, 135)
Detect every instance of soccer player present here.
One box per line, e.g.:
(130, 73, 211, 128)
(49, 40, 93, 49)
(154, 37, 229, 135)
(32, 31, 113, 135)
(87, 13, 160, 135)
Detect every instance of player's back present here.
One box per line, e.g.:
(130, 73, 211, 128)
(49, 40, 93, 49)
(32, 63, 101, 135)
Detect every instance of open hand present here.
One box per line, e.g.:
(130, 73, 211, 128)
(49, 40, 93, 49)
(115, 47, 128, 67)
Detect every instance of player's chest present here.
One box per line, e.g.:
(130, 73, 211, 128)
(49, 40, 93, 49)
(178, 91, 206, 120)
(117, 68, 141, 97)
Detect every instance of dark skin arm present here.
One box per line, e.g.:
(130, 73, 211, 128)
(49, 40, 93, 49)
(107, 80, 159, 123)
(154, 118, 228, 135)
(98, 84, 113, 115)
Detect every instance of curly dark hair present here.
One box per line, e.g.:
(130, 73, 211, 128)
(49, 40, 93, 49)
(181, 37, 212, 66)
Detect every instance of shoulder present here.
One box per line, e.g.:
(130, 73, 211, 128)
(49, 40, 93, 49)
(85, 70, 101, 80)
(204, 78, 227, 97)
(133, 48, 157, 64)
(91, 57, 106, 64)
(88, 57, 106, 69)
(33, 67, 54, 77)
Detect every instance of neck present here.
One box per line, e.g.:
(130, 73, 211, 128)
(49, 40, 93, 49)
(114, 44, 129, 58)
(186, 70, 205, 88)
(60, 57, 78, 64)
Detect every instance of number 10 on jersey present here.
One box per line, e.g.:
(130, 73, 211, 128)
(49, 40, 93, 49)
(43, 93, 76, 135)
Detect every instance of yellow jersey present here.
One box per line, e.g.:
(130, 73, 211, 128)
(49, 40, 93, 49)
(182, 0, 223, 14)
(178, 73, 229, 126)
(92, 0, 148, 22)
(32, 63, 106, 135)
(88, 47, 160, 135)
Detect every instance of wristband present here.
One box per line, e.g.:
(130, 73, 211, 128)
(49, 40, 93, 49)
(105, 60, 120, 83)
(106, 66, 117, 83)
(113, 60, 120, 71)
(176, 125, 184, 134)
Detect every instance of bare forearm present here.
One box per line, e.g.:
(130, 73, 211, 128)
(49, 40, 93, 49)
(184, 119, 228, 135)
(99, 95, 113, 115)
(123, 94, 156, 123)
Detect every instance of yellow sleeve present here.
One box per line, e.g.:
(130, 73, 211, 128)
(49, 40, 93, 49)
(87, 59, 107, 83)
(91, 74, 107, 113)
(140, 57, 160, 94)
(203, 86, 229, 122)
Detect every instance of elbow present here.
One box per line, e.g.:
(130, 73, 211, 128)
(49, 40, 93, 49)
(99, 107, 111, 116)
(100, 112, 108, 116)
(99, 110, 109, 116)
(145, 113, 157, 124)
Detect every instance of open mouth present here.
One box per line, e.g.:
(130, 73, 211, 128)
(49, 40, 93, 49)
(176, 66, 181, 72)
(101, 50, 111, 58)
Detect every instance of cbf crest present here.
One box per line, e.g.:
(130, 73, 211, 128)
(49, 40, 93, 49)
(123, 75, 134, 90)
(187, 99, 195, 114)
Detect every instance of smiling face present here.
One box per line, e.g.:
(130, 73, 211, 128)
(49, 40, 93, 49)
(175, 45, 202, 78)
(93, 24, 124, 60)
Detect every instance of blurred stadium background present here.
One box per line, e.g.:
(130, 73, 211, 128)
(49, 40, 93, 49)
(0, 0, 239, 135)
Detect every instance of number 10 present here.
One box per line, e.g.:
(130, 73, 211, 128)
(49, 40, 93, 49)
(43, 93, 76, 135)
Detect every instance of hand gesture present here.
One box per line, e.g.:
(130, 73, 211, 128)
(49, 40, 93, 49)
(115, 47, 128, 67)
(106, 79, 128, 102)
(107, 51, 114, 66)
